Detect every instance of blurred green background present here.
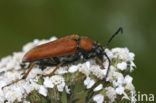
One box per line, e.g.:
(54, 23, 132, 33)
(0, 0, 155, 102)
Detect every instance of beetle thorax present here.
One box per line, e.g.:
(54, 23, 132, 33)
(79, 37, 94, 51)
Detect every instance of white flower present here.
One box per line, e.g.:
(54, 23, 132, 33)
(37, 40, 50, 45)
(57, 81, 65, 92)
(117, 62, 127, 71)
(50, 75, 65, 85)
(27, 68, 43, 79)
(0, 36, 136, 103)
(90, 65, 106, 79)
(112, 48, 135, 62)
(109, 71, 124, 87)
(93, 84, 103, 92)
(56, 67, 68, 75)
(130, 91, 136, 103)
(43, 77, 54, 88)
(22, 42, 36, 52)
(93, 94, 104, 103)
(122, 92, 130, 100)
(39, 86, 47, 96)
(65, 86, 70, 94)
(3, 85, 25, 102)
(130, 61, 136, 72)
(22, 81, 36, 94)
(105, 49, 114, 59)
(0, 56, 12, 72)
(68, 65, 78, 73)
(13, 52, 24, 63)
(0, 81, 5, 101)
(23, 101, 30, 103)
(43, 67, 55, 74)
(124, 75, 135, 91)
(113, 72, 124, 79)
(44, 75, 65, 92)
(78, 63, 90, 76)
(125, 83, 135, 91)
(129, 52, 135, 61)
(116, 86, 125, 95)
(106, 66, 116, 81)
(124, 75, 133, 84)
(3, 70, 22, 82)
(6, 60, 16, 70)
(106, 86, 116, 102)
(49, 37, 57, 41)
(85, 61, 91, 68)
(84, 76, 95, 89)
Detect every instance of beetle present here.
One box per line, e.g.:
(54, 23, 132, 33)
(2, 27, 123, 88)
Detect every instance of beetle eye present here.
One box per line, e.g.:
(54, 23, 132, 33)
(97, 46, 104, 54)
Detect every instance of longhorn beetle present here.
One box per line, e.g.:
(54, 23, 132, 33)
(2, 27, 123, 89)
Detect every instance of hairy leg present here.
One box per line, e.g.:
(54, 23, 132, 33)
(96, 57, 104, 69)
(2, 63, 35, 89)
(42, 63, 62, 77)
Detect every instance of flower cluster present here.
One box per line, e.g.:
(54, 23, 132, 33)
(0, 36, 136, 103)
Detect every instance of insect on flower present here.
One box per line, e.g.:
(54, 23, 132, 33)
(2, 27, 123, 89)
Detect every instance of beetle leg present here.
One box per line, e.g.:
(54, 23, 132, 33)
(42, 63, 62, 77)
(103, 52, 111, 79)
(53, 57, 60, 64)
(86, 54, 111, 102)
(22, 63, 36, 79)
(96, 57, 104, 69)
(2, 63, 35, 89)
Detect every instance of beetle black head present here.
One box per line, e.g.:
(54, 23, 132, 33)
(93, 41, 104, 60)
(93, 27, 123, 60)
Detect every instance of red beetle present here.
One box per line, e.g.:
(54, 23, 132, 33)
(3, 27, 123, 88)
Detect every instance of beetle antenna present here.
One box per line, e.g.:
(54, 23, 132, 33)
(102, 27, 123, 81)
(104, 27, 123, 50)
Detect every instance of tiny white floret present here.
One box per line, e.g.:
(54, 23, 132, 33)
(68, 65, 78, 73)
(94, 84, 103, 92)
(78, 64, 90, 76)
(50, 75, 65, 85)
(85, 61, 90, 68)
(93, 94, 104, 103)
(117, 62, 127, 71)
(106, 86, 116, 102)
(116, 86, 125, 95)
(84, 76, 95, 89)
(56, 67, 68, 75)
(39, 86, 47, 97)
(124, 75, 133, 84)
(65, 86, 70, 94)
(57, 82, 65, 92)
(44, 77, 54, 88)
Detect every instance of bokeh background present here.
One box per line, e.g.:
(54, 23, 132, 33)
(0, 0, 155, 102)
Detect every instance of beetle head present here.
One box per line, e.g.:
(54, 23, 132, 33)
(93, 41, 104, 59)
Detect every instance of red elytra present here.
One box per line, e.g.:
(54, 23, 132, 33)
(22, 35, 94, 62)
